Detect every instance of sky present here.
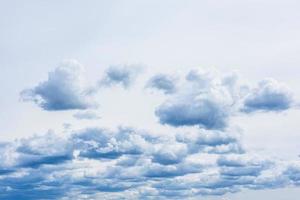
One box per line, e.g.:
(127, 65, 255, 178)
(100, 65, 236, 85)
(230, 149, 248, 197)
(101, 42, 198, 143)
(1, 0, 300, 199)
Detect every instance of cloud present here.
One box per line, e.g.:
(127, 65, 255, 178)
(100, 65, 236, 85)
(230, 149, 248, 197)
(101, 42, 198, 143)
(73, 111, 101, 120)
(146, 74, 177, 94)
(284, 164, 300, 186)
(100, 65, 142, 88)
(155, 69, 241, 130)
(20, 60, 95, 111)
(155, 70, 295, 130)
(14, 66, 299, 199)
(156, 96, 231, 130)
(242, 78, 293, 112)
(71, 127, 150, 159)
(176, 129, 244, 154)
(0, 126, 299, 199)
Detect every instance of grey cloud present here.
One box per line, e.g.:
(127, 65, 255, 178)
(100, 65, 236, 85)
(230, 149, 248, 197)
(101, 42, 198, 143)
(176, 130, 244, 155)
(284, 165, 300, 185)
(155, 69, 238, 130)
(0, 132, 72, 169)
(156, 70, 295, 130)
(242, 78, 293, 112)
(100, 65, 142, 88)
(146, 74, 177, 94)
(20, 60, 96, 111)
(156, 97, 230, 130)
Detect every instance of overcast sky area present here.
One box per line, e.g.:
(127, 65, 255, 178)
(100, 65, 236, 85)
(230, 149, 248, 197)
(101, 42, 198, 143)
(1, 1, 300, 199)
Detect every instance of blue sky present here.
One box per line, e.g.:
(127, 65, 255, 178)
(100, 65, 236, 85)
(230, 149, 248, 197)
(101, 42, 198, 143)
(1, 0, 300, 199)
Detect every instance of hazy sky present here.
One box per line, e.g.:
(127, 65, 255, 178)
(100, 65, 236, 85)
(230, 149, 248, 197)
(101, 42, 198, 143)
(1, 1, 300, 199)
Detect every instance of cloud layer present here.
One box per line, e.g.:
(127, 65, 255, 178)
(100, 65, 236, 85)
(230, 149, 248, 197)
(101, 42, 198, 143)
(0, 127, 299, 199)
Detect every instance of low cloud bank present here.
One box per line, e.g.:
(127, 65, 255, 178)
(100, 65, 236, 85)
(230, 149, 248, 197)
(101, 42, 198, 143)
(0, 127, 299, 199)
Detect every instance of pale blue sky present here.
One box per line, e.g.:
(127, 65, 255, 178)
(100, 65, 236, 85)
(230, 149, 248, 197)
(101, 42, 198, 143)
(1, 1, 300, 199)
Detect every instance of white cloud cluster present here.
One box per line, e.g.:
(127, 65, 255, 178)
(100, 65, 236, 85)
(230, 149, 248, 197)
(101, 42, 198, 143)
(21, 62, 294, 119)
(0, 127, 299, 199)
(155, 69, 294, 130)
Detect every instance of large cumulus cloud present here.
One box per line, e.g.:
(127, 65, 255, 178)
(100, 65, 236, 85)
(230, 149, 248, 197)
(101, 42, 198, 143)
(20, 60, 95, 111)
(155, 70, 243, 130)
(0, 126, 299, 199)
(155, 69, 295, 130)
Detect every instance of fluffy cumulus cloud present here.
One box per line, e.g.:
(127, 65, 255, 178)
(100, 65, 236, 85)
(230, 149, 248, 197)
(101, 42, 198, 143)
(20, 60, 95, 111)
(146, 74, 177, 94)
(155, 70, 244, 130)
(242, 78, 293, 112)
(0, 127, 299, 199)
(155, 69, 295, 130)
(100, 65, 141, 88)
